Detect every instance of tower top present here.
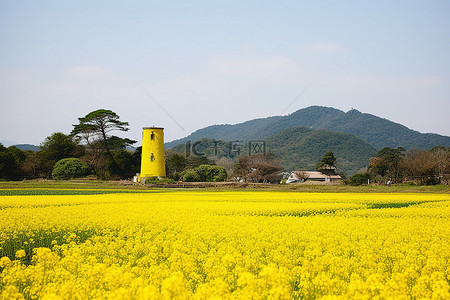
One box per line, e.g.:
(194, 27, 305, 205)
(143, 127, 164, 130)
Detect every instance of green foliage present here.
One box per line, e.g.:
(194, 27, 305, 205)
(348, 173, 371, 186)
(165, 152, 187, 180)
(107, 136, 137, 151)
(179, 165, 227, 182)
(71, 109, 131, 138)
(181, 170, 201, 182)
(108, 150, 138, 179)
(317, 151, 337, 170)
(368, 147, 449, 185)
(1, 109, 141, 181)
(40, 132, 82, 162)
(0, 144, 25, 180)
(70, 110, 136, 152)
(266, 127, 377, 175)
(52, 158, 90, 180)
(195, 165, 227, 182)
(168, 127, 376, 176)
(34, 132, 85, 179)
(70, 109, 136, 178)
(6, 146, 26, 166)
(369, 147, 406, 180)
(186, 155, 214, 169)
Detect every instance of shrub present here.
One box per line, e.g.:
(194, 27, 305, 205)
(349, 173, 370, 186)
(196, 165, 227, 182)
(52, 158, 90, 180)
(181, 170, 201, 182)
(110, 149, 138, 179)
(180, 165, 227, 182)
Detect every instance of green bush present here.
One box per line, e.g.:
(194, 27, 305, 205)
(179, 165, 227, 182)
(52, 158, 90, 180)
(342, 179, 350, 185)
(110, 149, 138, 179)
(196, 165, 227, 182)
(181, 170, 201, 182)
(349, 173, 370, 186)
(0, 145, 23, 180)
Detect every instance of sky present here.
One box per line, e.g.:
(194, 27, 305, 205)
(1, 0, 449, 146)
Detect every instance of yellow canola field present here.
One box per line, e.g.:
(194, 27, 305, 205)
(1, 191, 449, 299)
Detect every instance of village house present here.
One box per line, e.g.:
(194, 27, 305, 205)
(286, 168, 342, 184)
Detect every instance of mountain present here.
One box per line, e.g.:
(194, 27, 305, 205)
(1, 140, 40, 151)
(166, 106, 450, 150)
(266, 127, 377, 175)
(165, 116, 281, 149)
(279, 106, 450, 149)
(12, 144, 40, 151)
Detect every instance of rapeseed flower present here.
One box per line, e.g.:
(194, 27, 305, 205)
(0, 190, 449, 298)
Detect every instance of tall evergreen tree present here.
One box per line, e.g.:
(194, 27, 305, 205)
(71, 109, 136, 177)
(317, 151, 337, 170)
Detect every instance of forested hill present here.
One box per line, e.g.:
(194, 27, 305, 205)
(165, 116, 282, 149)
(166, 106, 450, 150)
(279, 106, 450, 149)
(267, 127, 377, 175)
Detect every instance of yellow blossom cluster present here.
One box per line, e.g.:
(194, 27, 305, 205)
(1, 191, 449, 299)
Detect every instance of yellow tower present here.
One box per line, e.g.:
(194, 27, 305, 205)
(140, 127, 166, 179)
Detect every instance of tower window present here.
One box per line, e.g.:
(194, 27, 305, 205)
(151, 131, 155, 140)
(150, 153, 155, 162)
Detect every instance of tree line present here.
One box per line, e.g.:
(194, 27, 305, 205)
(2, 109, 449, 185)
(349, 146, 450, 185)
(0, 109, 140, 180)
(0, 108, 296, 183)
(0, 109, 273, 182)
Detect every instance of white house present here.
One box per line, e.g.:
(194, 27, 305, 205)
(286, 170, 342, 183)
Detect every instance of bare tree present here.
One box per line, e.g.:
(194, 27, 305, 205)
(234, 154, 283, 183)
(21, 152, 41, 178)
(402, 150, 439, 185)
(293, 170, 310, 182)
(430, 147, 450, 184)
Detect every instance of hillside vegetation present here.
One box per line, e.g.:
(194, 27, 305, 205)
(267, 127, 377, 174)
(166, 106, 450, 150)
(168, 126, 376, 175)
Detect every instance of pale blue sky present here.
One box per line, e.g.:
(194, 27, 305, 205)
(1, 1, 449, 145)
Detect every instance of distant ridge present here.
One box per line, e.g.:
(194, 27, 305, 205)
(12, 144, 40, 151)
(166, 106, 450, 150)
(165, 116, 281, 149)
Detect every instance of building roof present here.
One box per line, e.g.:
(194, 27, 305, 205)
(290, 171, 342, 180)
